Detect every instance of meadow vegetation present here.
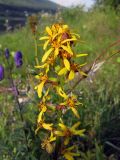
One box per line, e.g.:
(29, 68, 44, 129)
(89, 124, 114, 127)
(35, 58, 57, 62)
(0, 6, 120, 160)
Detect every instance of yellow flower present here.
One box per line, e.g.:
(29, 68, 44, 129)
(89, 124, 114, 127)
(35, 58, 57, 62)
(39, 24, 77, 63)
(35, 114, 53, 134)
(55, 120, 85, 145)
(58, 62, 87, 81)
(61, 145, 80, 160)
(60, 95, 82, 118)
(56, 86, 68, 99)
(41, 132, 56, 153)
(35, 55, 55, 73)
(37, 89, 50, 119)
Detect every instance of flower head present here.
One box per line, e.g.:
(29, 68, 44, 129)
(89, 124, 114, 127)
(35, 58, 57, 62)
(5, 48, 10, 59)
(14, 51, 23, 68)
(60, 94, 82, 118)
(35, 114, 53, 134)
(39, 24, 77, 63)
(0, 65, 4, 81)
(55, 120, 85, 145)
(41, 132, 56, 153)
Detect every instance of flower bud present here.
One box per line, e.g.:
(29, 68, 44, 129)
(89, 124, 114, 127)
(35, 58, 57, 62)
(14, 51, 23, 68)
(5, 48, 10, 59)
(0, 65, 4, 81)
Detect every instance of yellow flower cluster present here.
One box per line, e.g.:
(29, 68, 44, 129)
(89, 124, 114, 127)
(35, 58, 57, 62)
(35, 23, 87, 160)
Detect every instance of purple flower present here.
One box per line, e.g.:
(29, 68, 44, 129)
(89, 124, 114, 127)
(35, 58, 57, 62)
(0, 65, 4, 81)
(5, 48, 10, 59)
(14, 51, 23, 68)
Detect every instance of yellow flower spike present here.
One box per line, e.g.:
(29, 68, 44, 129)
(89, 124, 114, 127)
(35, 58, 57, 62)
(34, 23, 87, 153)
(63, 58, 70, 71)
(42, 48, 54, 62)
(68, 70, 75, 80)
(58, 67, 67, 75)
(46, 26, 52, 36)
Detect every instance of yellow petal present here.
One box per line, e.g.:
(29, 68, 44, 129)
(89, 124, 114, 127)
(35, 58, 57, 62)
(61, 45, 73, 55)
(64, 58, 70, 70)
(54, 131, 64, 136)
(54, 48, 59, 58)
(61, 38, 77, 44)
(46, 65, 49, 73)
(71, 33, 80, 38)
(64, 153, 74, 160)
(42, 48, 54, 62)
(59, 123, 67, 130)
(76, 53, 88, 57)
(37, 111, 43, 123)
(79, 63, 87, 67)
(43, 40, 49, 50)
(35, 75, 40, 79)
(39, 36, 49, 40)
(71, 122, 80, 130)
(71, 107, 80, 118)
(68, 43, 73, 55)
(63, 25, 68, 29)
(79, 71, 87, 77)
(37, 81, 45, 98)
(46, 26, 52, 36)
(66, 146, 75, 151)
(56, 87, 68, 99)
(35, 64, 47, 68)
(75, 129, 85, 136)
(42, 123, 53, 130)
(49, 133, 56, 142)
(68, 70, 75, 80)
(58, 67, 67, 75)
